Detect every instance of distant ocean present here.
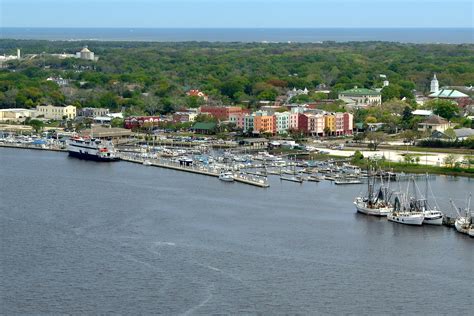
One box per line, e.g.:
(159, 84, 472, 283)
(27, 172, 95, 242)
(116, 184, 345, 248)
(0, 28, 472, 44)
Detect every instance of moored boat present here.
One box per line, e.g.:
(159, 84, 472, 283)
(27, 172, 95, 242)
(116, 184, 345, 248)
(219, 171, 235, 182)
(67, 136, 119, 162)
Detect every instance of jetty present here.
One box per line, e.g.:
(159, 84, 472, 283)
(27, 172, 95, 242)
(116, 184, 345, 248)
(119, 154, 270, 188)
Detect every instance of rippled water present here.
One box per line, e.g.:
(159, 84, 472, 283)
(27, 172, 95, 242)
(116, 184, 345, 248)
(1, 148, 472, 314)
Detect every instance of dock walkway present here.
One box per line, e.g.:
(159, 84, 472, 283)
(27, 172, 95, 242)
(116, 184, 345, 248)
(119, 154, 270, 188)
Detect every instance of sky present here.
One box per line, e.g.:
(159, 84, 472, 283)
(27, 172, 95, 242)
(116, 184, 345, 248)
(1, 0, 473, 28)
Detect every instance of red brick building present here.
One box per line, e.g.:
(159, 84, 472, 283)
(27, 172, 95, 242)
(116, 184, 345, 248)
(200, 106, 243, 121)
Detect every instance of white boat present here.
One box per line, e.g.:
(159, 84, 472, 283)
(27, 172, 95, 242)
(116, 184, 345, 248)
(353, 175, 393, 216)
(387, 211, 425, 226)
(451, 196, 473, 237)
(219, 171, 234, 182)
(67, 136, 119, 162)
(280, 175, 304, 183)
(335, 179, 362, 185)
(143, 160, 152, 166)
(422, 210, 443, 225)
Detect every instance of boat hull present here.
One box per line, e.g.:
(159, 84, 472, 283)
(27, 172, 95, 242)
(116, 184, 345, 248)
(354, 202, 391, 217)
(422, 214, 443, 225)
(387, 213, 424, 226)
(68, 150, 119, 162)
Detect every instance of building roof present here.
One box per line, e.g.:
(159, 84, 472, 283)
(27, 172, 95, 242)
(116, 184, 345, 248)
(454, 128, 474, 138)
(82, 127, 131, 138)
(412, 109, 433, 116)
(191, 122, 217, 131)
(340, 87, 381, 96)
(428, 89, 468, 98)
(80, 47, 91, 53)
(422, 115, 448, 125)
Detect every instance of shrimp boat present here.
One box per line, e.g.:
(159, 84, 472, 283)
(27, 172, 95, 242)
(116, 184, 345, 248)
(67, 135, 119, 162)
(388, 179, 426, 226)
(451, 196, 473, 237)
(354, 175, 393, 216)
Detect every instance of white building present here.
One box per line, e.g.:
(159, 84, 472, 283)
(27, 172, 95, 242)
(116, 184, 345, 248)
(338, 86, 382, 107)
(0, 108, 37, 122)
(36, 104, 77, 120)
(274, 112, 290, 134)
(76, 46, 97, 61)
(430, 74, 439, 93)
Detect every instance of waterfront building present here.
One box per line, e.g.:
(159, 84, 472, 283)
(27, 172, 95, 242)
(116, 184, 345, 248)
(243, 114, 254, 133)
(343, 112, 354, 135)
(36, 104, 76, 120)
(297, 114, 309, 133)
(289, 112, 299, 130)
(324, 114, 336, 135)
(0, 108, 38, 122)
(173, 112, 198, 123)
(253, 114, 275, 135)
(124, 116, 161, 129)
(338, 86, 382, 107)
(200, 106, 243, 120)
(274, 112, 290, 134)
(78, 107, 110, 118)
(229, 112, 245, 129)
(306, 114, 325, 136)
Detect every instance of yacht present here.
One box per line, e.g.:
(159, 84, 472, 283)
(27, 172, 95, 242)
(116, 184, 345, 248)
(219, 171, 235, 182)
(67, 136, 118, 162)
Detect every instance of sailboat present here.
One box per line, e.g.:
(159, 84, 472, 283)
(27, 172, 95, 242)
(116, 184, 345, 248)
(353, 174, 392, 216)
(451, 195, 473, 237)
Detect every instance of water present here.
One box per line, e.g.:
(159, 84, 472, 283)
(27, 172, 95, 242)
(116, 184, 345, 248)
(0, 148, 472, 314)
(1, 27, 473, 43)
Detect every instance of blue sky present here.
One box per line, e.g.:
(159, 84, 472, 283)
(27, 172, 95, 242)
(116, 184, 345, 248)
(1, 0, 473, 28)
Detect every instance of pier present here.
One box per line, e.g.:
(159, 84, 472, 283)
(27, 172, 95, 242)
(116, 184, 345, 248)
(119, 154, 270, 188)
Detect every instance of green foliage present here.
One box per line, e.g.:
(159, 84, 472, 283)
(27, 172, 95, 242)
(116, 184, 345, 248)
(28, 119, 44, 133)
(1, 40, 473, 117)
(424, 99, 460, 120)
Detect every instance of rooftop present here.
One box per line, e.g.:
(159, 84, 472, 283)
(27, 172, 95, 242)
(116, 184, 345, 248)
(340, 87, 381, 96)
(422, 115, 448, 125)
(428, 89, 468, 98)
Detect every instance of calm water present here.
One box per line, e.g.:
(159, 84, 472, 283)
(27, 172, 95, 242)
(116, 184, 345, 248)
(1, 27, 473, 43)
(0, 148, 472, 314)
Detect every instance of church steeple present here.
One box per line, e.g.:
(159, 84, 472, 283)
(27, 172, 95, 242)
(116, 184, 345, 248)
(430, 73, 439, 93)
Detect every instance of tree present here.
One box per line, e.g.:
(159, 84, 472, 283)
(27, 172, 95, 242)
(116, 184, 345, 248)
(443, 154, 457, 167)
(111, 118, 124, 128)
(353, 132, 366, 143)
(29, 119, 44, 133)
(366, 131, 386, 151)
(400, 130, 418, 145)
(381, 84, 401, 102)
(426, 99, 460, 120)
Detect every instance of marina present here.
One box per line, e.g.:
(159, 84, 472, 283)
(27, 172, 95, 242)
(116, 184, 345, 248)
(1, 146, 472, 315)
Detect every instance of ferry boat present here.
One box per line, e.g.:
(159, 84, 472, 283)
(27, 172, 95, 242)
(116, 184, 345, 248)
(67, 136, 118, 162)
